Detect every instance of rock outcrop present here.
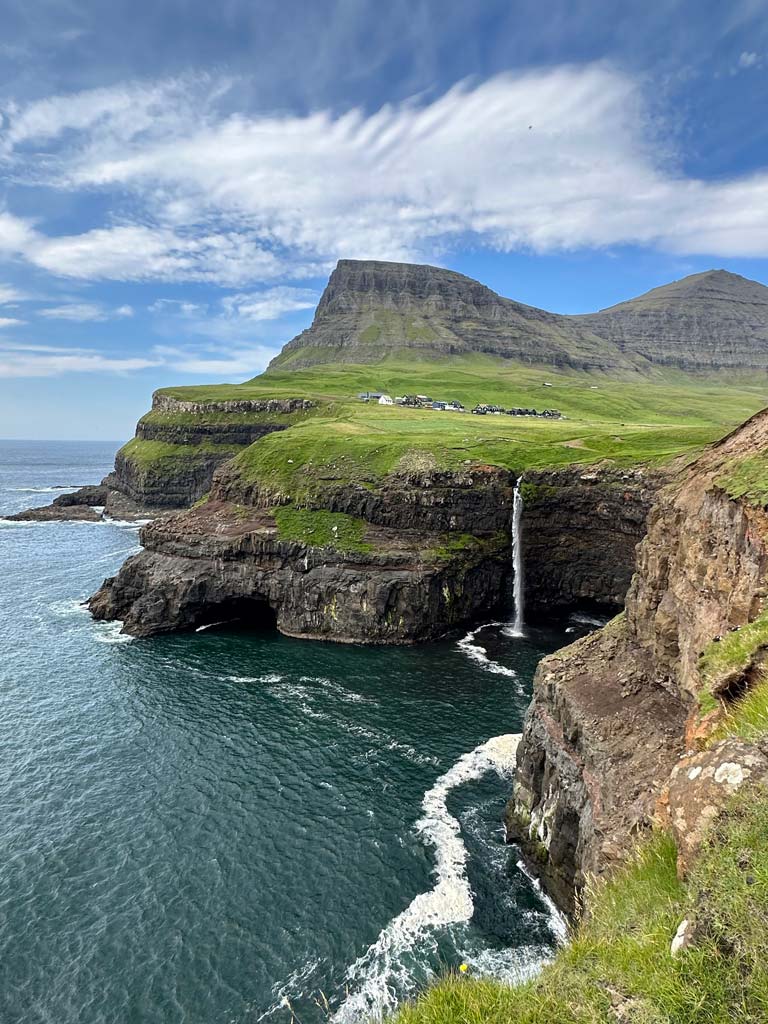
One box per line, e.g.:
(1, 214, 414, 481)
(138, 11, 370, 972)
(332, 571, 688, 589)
(658, 737, 768, 877)
(507, 408, 768, 914)
(88, 499, 511, 642)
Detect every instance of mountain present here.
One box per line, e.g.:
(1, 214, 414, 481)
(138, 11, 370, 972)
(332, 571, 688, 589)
(268, 259, 634, 372)
(268, 261, 768, 374)
(578, 269, 768, 370)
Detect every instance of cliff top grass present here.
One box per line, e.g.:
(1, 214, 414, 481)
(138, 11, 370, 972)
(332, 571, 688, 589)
(117, 437, 243, 473)
(128, 358, 768, 485)
(391, 786, 768, 1024)
(698, 607, 768, 706)
(716, 452, 768, 508)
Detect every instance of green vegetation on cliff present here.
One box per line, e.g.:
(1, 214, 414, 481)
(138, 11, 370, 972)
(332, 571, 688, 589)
(145, 359, 768, 505)
(392, 786, 768, 1024)
(716, 452, 768, 508)
(118, 437, 243, 472)
(272, 507, 373, 552)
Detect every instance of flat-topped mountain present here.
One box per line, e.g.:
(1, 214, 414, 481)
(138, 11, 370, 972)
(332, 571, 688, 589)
(578, 269, 768, 370)
(268, 261, 768, 373)
(269, 259, 633, 372)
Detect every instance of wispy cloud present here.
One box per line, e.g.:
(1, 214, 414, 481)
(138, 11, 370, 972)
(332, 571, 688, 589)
(0, 317, 24, 328)
(0, 64, 767, 292)
(0, 343, 159, 377)
(0, 336, 276, 379)
(38, 301, 134, 321)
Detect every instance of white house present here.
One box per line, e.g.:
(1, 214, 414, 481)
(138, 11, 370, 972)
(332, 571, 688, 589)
(378, 394, 394, 405)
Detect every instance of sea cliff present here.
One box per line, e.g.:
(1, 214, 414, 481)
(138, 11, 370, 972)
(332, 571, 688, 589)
(508, 407, 768, 913)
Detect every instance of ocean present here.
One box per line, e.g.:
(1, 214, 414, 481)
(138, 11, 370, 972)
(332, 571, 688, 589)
(0, 439, 595, 1024)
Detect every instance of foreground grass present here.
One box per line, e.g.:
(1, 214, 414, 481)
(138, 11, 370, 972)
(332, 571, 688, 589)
(392, 788, 768, 1024)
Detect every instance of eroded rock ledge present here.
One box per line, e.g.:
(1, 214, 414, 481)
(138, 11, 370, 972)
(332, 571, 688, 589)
(88, 499, 510, 642)
(88, 459, 659, 644)
(507, 408, 768, 914)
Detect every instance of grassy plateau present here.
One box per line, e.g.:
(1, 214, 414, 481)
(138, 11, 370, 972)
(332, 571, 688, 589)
(125, 358, 768, 497)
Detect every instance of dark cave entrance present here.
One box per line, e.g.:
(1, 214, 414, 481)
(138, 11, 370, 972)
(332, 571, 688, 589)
(192, 596, 278, 635)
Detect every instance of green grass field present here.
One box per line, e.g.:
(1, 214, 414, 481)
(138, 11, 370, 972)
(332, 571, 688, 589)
(114, 357, 768, 504)
(143, 359, 768, 499)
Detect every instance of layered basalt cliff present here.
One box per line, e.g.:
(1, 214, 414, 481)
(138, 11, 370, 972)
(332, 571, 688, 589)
(89, 456, 657, 643)
(12, 394, 317, 520)
(522, 467, 660, 612)
(507, 408, 768, 914)
(88, 498, 511, 642)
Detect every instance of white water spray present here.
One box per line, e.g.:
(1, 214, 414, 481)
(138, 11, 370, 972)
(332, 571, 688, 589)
(508, 478, 525, 637)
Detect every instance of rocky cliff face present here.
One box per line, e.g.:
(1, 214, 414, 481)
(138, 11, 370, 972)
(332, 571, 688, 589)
(269, 261, 768, 374)
(507, 409, 768, 914)
(89, 458, 657, 643)
(579, 270, 768, 371)
(269, 259, 632, 372)
(88, 498, 511, 642)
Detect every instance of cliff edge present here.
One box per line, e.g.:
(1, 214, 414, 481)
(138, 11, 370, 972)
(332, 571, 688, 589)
(507, 407, 768, 913)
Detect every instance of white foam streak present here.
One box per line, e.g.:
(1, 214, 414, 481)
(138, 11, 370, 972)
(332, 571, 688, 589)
(334, 734, 522, 1022)
(457, 625, 523, 691)
(515, 860, 569, 943)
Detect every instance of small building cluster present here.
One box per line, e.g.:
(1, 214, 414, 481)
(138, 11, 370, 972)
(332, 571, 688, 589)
(357, 390, 562, 419)
(471, 404, 563, 418)
(358, 392, 466, 412)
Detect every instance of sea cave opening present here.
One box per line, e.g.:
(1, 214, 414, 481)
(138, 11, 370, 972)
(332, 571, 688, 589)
(192, 596, 278, 635)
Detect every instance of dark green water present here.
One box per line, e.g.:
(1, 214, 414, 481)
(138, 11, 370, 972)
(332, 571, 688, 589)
(0, 441, 599, 1023)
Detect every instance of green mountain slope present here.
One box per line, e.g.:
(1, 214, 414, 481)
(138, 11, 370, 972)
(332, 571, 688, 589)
(268, 261, 768, 374)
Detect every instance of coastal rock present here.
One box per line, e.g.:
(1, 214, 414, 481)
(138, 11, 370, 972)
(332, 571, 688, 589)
(509, 408, 768, 912)
(89, 500, 511, 642)
(88, 459, 657, 643)
(659, 738, 768, 876)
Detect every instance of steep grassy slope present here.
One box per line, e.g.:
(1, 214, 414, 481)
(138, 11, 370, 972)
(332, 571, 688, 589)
(391, 782, 768, 1024)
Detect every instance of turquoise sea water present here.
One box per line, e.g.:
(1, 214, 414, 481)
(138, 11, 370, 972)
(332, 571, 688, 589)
(0, 440, 597, 1024)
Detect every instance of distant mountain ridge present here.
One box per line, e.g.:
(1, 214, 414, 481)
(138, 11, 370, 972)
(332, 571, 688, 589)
(267, 260, 768, 373)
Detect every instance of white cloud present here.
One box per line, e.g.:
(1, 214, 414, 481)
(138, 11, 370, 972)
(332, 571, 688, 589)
(221, 287, 318, 321)
(151, 343, 277, 376)
(737, 50, 763, 70)
(0, 317, 24, 328)
(0, 284, 28, 304)
(38, 301, 137, 321)
(0, 344, 159, 377)
(0, 64, 768, 288)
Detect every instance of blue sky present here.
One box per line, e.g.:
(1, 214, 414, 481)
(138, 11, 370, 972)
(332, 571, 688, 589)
(0, 0, 767, 439)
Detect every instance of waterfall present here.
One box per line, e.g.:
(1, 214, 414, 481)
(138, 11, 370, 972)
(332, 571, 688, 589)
(509, 478, 525, 637)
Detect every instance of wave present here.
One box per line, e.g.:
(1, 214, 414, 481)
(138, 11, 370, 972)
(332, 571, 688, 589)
(457, 625, 523, 691)
(92, 621, 134, 645)
(515, 859, 568, 943)
(7, 485, 80, 493)
(334, 733, 523, 1021)
(226, 673, 284, 685)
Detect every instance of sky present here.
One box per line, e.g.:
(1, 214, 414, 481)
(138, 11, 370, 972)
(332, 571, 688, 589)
(1, 0, 767, 439)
